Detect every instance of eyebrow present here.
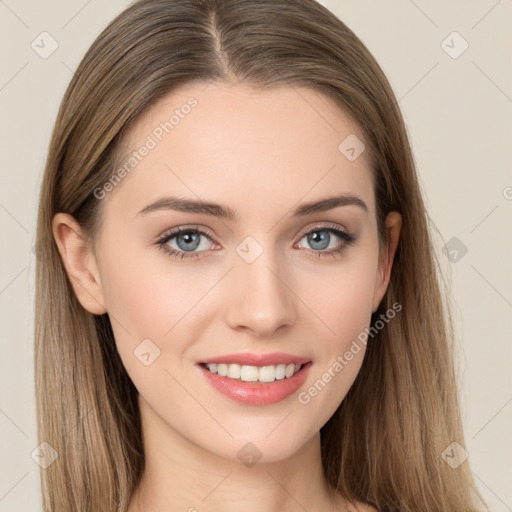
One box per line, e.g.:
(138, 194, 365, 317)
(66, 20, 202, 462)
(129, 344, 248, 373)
(137, 193, 368, 220)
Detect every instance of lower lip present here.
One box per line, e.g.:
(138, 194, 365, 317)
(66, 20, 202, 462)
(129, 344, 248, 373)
(197, 362, 313, 406)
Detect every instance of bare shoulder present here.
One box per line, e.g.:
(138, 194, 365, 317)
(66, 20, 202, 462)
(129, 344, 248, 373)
(342, 500, 378, 512)
(355, 503, 378, 512)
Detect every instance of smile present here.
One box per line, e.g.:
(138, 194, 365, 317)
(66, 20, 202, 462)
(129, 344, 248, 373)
(197, 357, 313, 406)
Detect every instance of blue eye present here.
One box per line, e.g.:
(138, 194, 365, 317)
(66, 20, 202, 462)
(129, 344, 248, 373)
(155, 223, 356, 261)
(297, 224, 356, 258)
(156, 226, 215, 260)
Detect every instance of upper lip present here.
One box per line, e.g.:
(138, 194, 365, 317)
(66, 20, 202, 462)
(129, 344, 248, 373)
(199, 352, 311, 366)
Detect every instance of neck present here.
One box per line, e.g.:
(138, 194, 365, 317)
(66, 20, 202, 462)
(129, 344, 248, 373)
(128, 395, 342, 512)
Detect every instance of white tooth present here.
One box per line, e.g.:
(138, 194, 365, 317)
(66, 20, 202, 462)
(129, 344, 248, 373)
(217, 363, 228, 377)
(206, 363, 218, 374)
(240, 365, 259, 382)
(275, 364, 286, 380)
(259, 365, 276, 383)
(227, 364, 241, 379)
(212, 362, 301, 381)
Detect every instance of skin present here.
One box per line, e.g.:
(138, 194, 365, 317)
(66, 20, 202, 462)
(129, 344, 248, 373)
(53, 82, 401, 512)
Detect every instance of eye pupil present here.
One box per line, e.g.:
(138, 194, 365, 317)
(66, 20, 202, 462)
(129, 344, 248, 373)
(177, 231, 200, 251)
(307, 231, 330, 250)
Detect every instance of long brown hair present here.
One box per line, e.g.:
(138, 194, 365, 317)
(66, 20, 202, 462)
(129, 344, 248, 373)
(34, 0, 487, 510)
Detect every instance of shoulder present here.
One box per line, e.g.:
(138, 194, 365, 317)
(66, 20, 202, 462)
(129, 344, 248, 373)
(357, 503, 379, 512)
(358, 504, 378, 512)
(332, 494, 379, 512)
(345, 501, 379, 512)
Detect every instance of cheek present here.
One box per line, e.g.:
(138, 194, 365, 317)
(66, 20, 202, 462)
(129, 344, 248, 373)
(304, 250, 379, 348)
(296, 247, 378, 410)
(96, 235, 234, 396)
(97, 242, 215, 412)
(98, 237, 214, 338)
(296, 274, 376, 433)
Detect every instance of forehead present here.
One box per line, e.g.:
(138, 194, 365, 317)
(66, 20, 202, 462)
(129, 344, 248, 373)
(106, 82, 375, 220)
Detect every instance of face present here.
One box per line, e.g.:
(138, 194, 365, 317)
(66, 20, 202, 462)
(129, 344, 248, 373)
(58, 82, 399, 464)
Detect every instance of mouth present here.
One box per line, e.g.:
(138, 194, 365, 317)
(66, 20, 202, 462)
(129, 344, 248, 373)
(196, 354, 313, 406)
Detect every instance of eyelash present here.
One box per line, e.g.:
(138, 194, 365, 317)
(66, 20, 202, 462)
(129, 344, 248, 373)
(155, 223, 356, 261)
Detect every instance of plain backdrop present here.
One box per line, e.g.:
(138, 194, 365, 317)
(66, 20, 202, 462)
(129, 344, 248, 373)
(0, 1, 511, 510)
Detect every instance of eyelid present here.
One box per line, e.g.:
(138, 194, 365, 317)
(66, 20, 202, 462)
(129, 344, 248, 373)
(154, 224, 216, 243)
(295, 221, 351, 240)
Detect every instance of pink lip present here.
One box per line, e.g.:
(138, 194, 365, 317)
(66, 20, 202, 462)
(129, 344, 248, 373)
(199, 352, 311, 366)
(197, 361, 313, 406)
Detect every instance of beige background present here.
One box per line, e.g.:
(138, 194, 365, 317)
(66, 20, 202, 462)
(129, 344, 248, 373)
(1, 0, 511, 510)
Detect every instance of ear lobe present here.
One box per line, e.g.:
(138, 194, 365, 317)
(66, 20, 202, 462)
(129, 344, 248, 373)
(52, 213, 107, 315)
(372, 211, 402, 312)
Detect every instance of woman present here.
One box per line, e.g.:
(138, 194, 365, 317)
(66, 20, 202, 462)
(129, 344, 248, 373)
(34, 0, 487, 510)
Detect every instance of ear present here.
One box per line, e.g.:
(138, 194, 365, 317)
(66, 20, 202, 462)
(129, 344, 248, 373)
(52, 213, 107, 315)
(372, 211, 402, 312)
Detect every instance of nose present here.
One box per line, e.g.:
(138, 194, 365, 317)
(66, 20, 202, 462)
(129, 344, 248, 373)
(224, 250, 297, 338)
